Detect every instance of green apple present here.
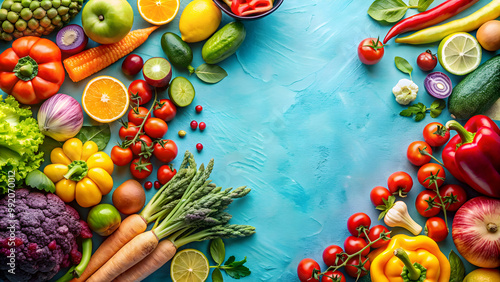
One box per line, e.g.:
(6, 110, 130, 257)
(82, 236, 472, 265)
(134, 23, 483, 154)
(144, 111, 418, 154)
(81, 0, 134, 44)
(87, 204, 122, 236)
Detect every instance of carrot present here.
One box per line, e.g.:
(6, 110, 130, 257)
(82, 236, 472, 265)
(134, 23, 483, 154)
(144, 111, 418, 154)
(63, 26, 159, 82)
(88, 231, 159, 282)
(72, 214, 147, 282)
(113, 240, 177, 282)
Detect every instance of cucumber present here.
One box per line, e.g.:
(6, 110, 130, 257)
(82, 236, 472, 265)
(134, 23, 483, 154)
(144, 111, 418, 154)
(161, 32, 194, 74)
(448, 55, 500, 120)
(168, 77, 195, 107)
(202, 22, 246, 64)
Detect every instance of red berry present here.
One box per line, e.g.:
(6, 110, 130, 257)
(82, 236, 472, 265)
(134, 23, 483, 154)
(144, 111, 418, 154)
(195, 105, 203, 113)
(199, 122, 206, 131)
(144, 181, 153, 190)
(190, 120, 198, 130)
(196, 143, 203, 151)
(154, 181, 161, 189)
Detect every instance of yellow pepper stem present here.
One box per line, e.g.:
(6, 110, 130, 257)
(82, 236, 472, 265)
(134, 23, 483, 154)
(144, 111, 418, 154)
(64, 160, 88, 181)
(394, 248, 421, 281)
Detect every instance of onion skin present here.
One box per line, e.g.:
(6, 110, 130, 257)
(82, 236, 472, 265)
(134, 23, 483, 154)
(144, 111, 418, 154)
(452, 196, 500, 268)
(38, 94, 83, 142)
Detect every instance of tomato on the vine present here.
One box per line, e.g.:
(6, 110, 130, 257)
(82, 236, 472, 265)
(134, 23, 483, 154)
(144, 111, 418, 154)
(321, 271, 346, 282)
(367, 225, 391, 249)
(153, 140, 178, 163)
(418, 163, 446, 190)
(358, 38, 384, 65)
(344, 236, 370, 256)
(128, 107, 151, 125)
(110, 146, 133, 166)
(416, 50, 438, 72)
(347, 212, 371, 237)
(130, 158, 153, 179)
(425, 217, 448, 242)
(297, 258, 320, 282)
(131, 135, 153, 156)
(144, 118, 168, 139)
(153, 99, 177, 122)
(423, 122, 450, 147)
(370, 186, 391, 207)
(387, 171, 413, 197)
(128, 79, 153, 105)
(345, 256, 370, 278)
(407, 141, 432, 166)
(119, 122, 140, 140)
(415, 190, 440, 217)
(157, 165, 177, 185)
(322, 245, 345, 267)
(439, 184, 467, 212)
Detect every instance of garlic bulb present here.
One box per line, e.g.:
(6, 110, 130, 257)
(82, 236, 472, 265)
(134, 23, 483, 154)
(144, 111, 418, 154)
(384, 201, 422, 235)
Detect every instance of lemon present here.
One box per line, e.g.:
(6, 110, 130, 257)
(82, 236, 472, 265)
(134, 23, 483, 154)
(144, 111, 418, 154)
(179, 0, 221, 43)
(170, 249, 210, 282)
(438, 32, 482, 76)
(463, 268, 500, 282)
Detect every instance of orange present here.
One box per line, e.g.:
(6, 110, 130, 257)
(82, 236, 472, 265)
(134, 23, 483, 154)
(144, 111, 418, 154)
(82, 76, 129, 123)
(138, 0, 180, 25)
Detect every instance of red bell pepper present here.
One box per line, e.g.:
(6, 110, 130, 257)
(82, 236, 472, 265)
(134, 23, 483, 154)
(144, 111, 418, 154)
(444, 117, 500, 198)
(383, 0, 480, 44)
(230, 0, 273, 16)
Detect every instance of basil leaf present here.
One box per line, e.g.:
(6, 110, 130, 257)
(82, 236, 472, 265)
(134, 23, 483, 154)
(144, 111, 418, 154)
(409, 0, 418, 5)
(210, 238, 226, 266)
(212, 268, 224, 282)
(431, 99, 446, 110)
(195, 64, 228, 84)
(418, 0, 434, 11)
(430, 108, 442, 118)
(368, 0, 409, 24)
(395, 56, 413, 78)
(449, 250, 465, 282)
(25, 170, 55, 193)
(75, 124, 111, 151)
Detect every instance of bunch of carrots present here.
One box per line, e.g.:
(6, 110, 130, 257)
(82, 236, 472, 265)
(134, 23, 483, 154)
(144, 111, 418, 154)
(73, 151, 255, 282)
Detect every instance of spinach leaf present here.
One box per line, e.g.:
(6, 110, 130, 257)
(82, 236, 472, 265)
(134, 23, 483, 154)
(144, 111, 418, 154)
(449, 250, 465, 282)
(210, 238, 226, 266)
(395, 56, 413, 79)
(195, 64, 228, 84)
(75, 124, 111, 151)
(368, 0, 409, 24)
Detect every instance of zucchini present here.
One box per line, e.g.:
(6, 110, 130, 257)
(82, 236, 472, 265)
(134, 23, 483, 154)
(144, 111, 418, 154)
(202, 22, 246, 64)
(448, 55, 500, 120)
(161, 32, 194, 74)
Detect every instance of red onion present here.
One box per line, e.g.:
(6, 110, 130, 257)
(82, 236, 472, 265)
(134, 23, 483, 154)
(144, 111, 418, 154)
(452, 196, 500, 268)
(56, 25, 88, 55)
(424, 72, 452, 99)
(38, 94, 83, 142)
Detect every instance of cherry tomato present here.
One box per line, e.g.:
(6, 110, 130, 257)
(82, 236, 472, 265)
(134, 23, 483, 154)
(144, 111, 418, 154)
(367, 225, 391, 249)
(439, 184, 467, 212)
(417, 50, 438, 72)
(128, 107, 151, 125)
(122, 54, 144, 76)
(322, 245, 345, 267)
(110, 146, 133, 166)
(130, 158, 153, 180)
(423, 122, 450, 147)
(196, 143, 203, 151)
(199, 122, 206, 131)
(415, 190, 440, 217)
(157, 165, 177, 185)
(154, 181, 161, 189)
(195, 105, 203, 113)
(358, 38, 384, 65)
(153, 99, 177, 122)
(129, 80, 153, 105)
(344, 236, 370, 256)
(418, 163, 446, 190)
(347, 212, 371, 237)
(425, 217, 448, 242)
(144, 181, 153, 190)
(190, 120, 198, 130)
(144, 118, 168, 139)
(297, 258, 320, 282)
(345, 256, 370, 278)
(119, 122, 140, 141)
(407, 141, 432, 166)
(153, 140, 178, 163)
(387, 171, 413, 197)
(131, 135, 153, 156)
(321, 271, 345, 282)
(370, 186, 391, 207)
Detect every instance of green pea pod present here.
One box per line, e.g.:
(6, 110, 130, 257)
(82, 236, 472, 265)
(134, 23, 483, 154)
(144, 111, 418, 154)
(55, 238, 92, 282)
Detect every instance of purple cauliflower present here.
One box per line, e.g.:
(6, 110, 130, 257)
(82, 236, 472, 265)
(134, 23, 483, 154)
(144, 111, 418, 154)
(0, 189, 91, 282)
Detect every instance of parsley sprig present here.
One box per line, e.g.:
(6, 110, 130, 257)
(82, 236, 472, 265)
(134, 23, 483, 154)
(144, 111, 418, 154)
(400, 100, 446, 121)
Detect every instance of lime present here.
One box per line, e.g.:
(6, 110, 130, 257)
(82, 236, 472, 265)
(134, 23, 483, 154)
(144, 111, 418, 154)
(170, 249, 210, 282)
(143, 57, 172, 88)
(438, 32, 482, 76)
(168, 77, 195, 107)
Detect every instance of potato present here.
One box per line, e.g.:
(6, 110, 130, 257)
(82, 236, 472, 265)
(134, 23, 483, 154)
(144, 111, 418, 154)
(477, 20, 500, 52)
(112, 179, 146, 214)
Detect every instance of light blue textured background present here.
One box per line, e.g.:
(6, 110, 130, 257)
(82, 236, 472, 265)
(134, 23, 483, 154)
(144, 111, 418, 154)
(1, 0, 499, 281)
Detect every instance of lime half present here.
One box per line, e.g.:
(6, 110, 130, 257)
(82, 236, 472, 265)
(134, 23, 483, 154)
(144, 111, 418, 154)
(170, 249, 209, 282)
(168, 77, 195, 107)
(438, 32, 482, 76)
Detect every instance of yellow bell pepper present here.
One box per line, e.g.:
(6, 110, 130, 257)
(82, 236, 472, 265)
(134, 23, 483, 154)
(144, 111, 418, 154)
(370, 234, 450, 282)
(44, 138, 114, 208)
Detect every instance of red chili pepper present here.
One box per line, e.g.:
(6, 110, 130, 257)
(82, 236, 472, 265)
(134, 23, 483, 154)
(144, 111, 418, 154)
(383, 0, 480, 44)
(444, 116, 500, 198)
(231, 0, 273, 16)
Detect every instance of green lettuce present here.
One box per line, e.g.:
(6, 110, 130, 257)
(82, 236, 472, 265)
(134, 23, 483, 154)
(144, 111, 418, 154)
(0, 95, 44, 194)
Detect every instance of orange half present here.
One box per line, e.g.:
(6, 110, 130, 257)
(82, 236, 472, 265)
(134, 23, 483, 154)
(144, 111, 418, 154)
(82, 76, 129, 123)
(138, 0, 180, 25)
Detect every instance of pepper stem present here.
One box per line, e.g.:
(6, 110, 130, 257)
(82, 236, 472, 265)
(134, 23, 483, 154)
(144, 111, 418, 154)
(19, 64, 33, 77)
(63, 160, 88, 181)
(446, 120, 475, 145)
(394, 248, 420, 281)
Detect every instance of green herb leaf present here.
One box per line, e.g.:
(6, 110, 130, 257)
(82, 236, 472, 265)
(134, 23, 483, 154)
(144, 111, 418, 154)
(395, 56, 413, 79)
(409, 0, 418, 5)
(75, 124, 111, 151)
(368, 0, 409, 24)
(223, 256, 251, 279)
(449, 250, 465, 282)
(415, 112, 425, 121)
(210, 238, 226, 266)
(430, 99, 446, 110)
(418, 0, 434, 11)
(400, 108, 418, 117)
(39, 136, 63, 166)
(212, 268, 224, 282)
(430, 109, 442, 118)
(25, 170, 55, 193)
(195, 64, 228, 84)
